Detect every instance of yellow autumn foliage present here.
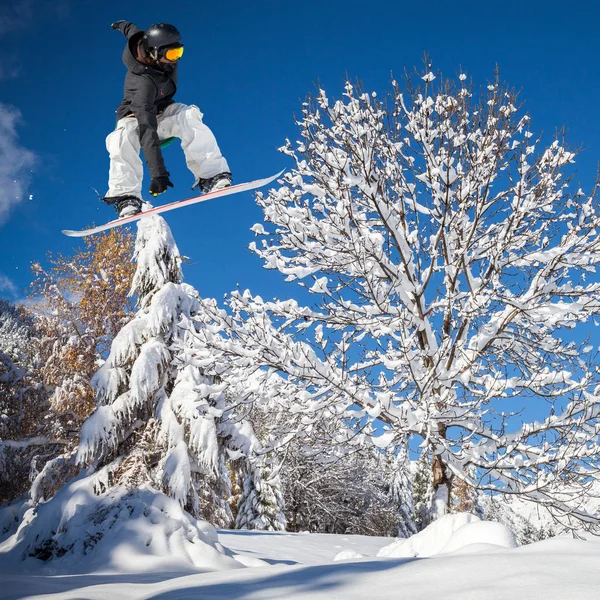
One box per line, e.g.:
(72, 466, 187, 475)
(28, 229, 136, 424)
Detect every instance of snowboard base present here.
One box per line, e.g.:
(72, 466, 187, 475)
(62, 170, 283, 237)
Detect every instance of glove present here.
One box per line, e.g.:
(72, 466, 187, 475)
(149, 175, 174, 197)
(111, 21, 125, 30)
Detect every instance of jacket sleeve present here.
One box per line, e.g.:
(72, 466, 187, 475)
(129, 76, 168, 179)
(115, 21, 143, 40)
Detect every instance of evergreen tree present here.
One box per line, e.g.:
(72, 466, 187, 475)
(0, 300, 39, 441)
(76, 216, 253, 525)
(386, 446, 417, 538)
(1, 217, 261, 568)
(0, 299, 59, 504)
(413, 453, 433, 531)
(482, 495, 556, 545)
(236, 454, 286, 531)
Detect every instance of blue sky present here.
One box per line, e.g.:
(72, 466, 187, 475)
(1, 0, 600, 305)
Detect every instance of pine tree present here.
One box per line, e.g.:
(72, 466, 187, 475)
(0, 300, 56, 503)
(386, 446, 417, 538)
(236, 454, 286, 531)
(0, 300, 38, 440)
(482, 495, 556, 545)
(413, 453, 433, 531)
(76, 216, 253, 524)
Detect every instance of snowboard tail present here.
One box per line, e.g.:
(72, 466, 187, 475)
(62, 170, 283, 237)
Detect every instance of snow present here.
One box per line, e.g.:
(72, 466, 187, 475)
(0, 477, 244, 576)
(333, 549, 366, 561)
(439, 519, 518, 553)
(1, 528, 600, 599)
(2, 512, 599, 599)
(378, 513, 517, 557)
(218, 530, 389, 566)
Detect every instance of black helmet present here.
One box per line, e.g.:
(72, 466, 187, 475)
(142, 23, 184, 61)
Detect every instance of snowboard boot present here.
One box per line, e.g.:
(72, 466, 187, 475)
(101, 194, 143, 218)
(193, 172, 232, 194)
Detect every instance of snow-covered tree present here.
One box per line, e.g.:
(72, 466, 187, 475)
(76, 216, 255, 526)
(0, 217, 264, 568)
(235, 454, 286, 531)
(202, 68, 600, 530)
(222, 371, 289, 531)
(278, 438, 398, 536)
(224, 369, 397, 534)
(482, 495, 556, 545)
(412, 452, 434, 530)
(0, 300, 58, 503)
(28, 229, 136, 437)
(4, 230, 138, 506)
(385, 446, 417, 537)
(0, 299, 38, 440)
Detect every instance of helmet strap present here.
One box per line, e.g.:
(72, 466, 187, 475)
(148, 47, 158, 61)
(138, 37, 158, 62)
(138, 40, 148, 58)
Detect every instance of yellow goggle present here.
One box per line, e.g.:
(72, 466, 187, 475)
(163, 46, 184, 61)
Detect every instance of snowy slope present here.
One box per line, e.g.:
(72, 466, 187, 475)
(2, 517, 600, 599)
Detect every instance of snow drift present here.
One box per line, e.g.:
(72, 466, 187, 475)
(0, 469, 244, 574)
(378, 513, 518, 558)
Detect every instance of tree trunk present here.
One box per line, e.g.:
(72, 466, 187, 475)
(431, 421, 451, 519)
(431, 453, 452, 520)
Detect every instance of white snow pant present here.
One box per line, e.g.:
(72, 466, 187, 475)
(105, 102, 230, 198)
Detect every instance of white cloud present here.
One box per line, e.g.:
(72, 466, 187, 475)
(0, 273, 19, 299)
(0, 103, 36, 225)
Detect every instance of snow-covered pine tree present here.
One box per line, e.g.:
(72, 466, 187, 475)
(412, 453, 434, 531)
(1, 216, 261, 568)
(482, 495, 556, 545)
(75, 215, 253, 526)
(235, 453, 286, 531)
(201, 67, 600, 531)
(216, 371, 287, 532)
(0, 300, 38, 441)
(0, 300, 60, 504)
(386, 446, 417, 538)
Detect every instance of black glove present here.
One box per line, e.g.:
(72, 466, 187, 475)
(111, 21, 125, 30)
(149, 175, 174, 197)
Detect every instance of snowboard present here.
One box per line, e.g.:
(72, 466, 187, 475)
(62, 170, 283, 237)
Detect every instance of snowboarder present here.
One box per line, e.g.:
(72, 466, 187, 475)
(102, 21, 232, 217)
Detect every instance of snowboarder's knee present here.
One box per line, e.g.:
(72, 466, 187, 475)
(182, 104, 204, 124)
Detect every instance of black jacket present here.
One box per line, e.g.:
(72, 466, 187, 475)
(114, 22, 178, 179)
